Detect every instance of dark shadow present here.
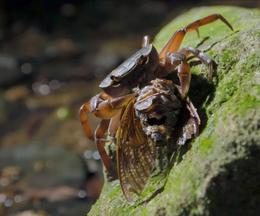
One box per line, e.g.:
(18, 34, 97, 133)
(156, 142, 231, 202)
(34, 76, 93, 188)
(205, 145, 260, 216)
(188, 68, 216, 131)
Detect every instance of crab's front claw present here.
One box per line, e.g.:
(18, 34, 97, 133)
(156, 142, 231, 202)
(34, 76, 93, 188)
(80, 101, 95, 140)
(80, 92, 135, 176)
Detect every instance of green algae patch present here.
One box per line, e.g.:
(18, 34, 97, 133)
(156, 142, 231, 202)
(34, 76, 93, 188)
(88, 6, 260, 216)
(198, 137, 214, 154)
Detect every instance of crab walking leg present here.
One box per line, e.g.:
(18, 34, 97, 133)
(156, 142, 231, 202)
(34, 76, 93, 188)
(95, 94, 135, 118)
(178, 61, 191, 99)
(162, 52, 187, 72)
(180, 47, 214, 82)
(159, 14, 233, 59)
(80, 93, 111, 140)
(95, 119, 115, 174)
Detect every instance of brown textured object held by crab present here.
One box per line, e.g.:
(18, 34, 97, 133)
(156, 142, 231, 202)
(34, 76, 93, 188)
(116, 78, 201, 201)
(79, 14, 233, 201)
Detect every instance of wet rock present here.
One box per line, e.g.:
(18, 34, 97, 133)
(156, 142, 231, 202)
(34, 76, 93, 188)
(88, 6, 260, 216)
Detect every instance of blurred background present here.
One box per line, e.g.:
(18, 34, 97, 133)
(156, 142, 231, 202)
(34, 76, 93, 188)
(0, 0, 259, 215)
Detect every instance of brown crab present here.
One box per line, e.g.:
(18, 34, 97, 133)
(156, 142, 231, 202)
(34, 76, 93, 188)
(79, 14, 233, 201)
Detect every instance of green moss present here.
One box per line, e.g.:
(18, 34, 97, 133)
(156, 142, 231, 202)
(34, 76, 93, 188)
(198, 138, 214, 154)
(88, 6, 260, 216)
(226, 93, 259, 115)
(219, 49, 236, 66)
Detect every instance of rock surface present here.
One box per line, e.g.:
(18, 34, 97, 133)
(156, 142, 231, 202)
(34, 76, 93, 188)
(88, 6, 260, 216)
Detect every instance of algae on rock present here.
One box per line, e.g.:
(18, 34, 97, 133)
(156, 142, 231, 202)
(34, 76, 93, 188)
(88, 6, 260, 216)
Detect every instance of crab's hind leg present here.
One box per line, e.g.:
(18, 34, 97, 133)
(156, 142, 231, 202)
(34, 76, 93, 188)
(180, 47, 214, 82)
(159, 14, 233, 59)
(79, 92, 112, 140)
(80, 93, 135, 175)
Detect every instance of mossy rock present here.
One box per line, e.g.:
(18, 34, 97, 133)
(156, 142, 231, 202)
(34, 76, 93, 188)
(88, 6, 260, 216)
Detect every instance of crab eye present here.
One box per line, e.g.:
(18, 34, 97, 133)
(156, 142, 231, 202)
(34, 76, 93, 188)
(139, 56, 149, 65)
(110, 75, 118, 81)
(110, 75, 121, 87)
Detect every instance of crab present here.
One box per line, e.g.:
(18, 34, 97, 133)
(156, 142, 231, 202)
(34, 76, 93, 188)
(80, 14, 233, 200)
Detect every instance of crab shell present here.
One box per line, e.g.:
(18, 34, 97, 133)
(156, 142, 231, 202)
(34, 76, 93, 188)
(99, 45, 159, 97)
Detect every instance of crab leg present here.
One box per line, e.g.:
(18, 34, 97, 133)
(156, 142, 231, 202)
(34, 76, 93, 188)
(94, 119, 116, 174)
(178, 61, 191, 99)
(159, 52, 191, 98)
(95, 94, 133, 118)
(80, 93, 134, 140)
(180, 47, 214, 82)
(80, 93, 135, 174)
(160, 52, 193, 98)
(159, 14, 233, 59)
(163, 52, 186, 72)
(80, 92, 111, 140)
